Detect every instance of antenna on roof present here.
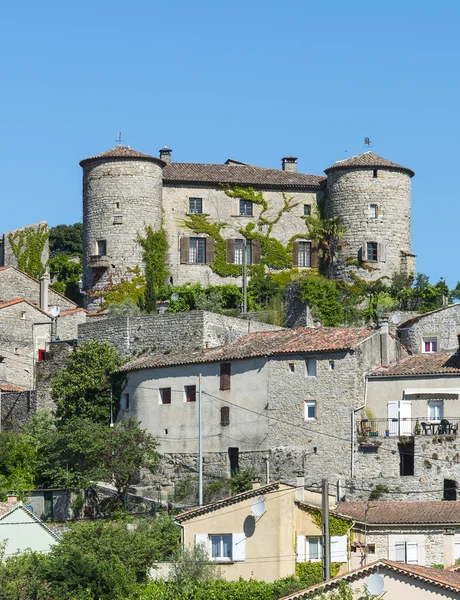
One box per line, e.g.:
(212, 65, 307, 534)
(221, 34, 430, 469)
(364, 137, 374, 148)
(114, 132, 125, 146)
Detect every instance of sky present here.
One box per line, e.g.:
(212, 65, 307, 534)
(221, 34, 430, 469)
(0, 0, 459, 285)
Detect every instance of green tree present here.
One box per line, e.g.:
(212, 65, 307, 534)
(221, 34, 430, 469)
(299, 273, 344, 326)
(0, 433, 37, 500)
(138, 224, 171, 300)
(50, 340, 125, 424)
(305, 208, 347, 278)
(169, 543, 222, 587)
(49, 223, 83, 257)
(8, 223, 49, 278)
(49, 254, 82, 302)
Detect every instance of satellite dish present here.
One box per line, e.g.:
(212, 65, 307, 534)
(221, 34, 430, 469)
(243, 515, 256, 537)
(171, 293, 179, 302)
(251, 498, 266, 518)
(366, 574, 384, 595)
(392, 313, 401, 325)
(49, 306, 60, 318)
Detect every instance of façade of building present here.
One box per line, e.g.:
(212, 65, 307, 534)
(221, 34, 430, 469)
(80, 145, 416, 311)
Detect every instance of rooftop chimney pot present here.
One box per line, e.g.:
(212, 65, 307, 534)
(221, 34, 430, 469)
(7, 494, 18, 503)
(282, 156, 298, 172)
(251, 477, 261, 490)
(159, 145, 172, 164)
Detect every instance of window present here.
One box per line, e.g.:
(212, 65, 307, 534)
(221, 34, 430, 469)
(289, 363, 295, 372)
(220, 406, 230, 426)
(21, 311, 26, 320)
(211, 535, 233, 560)
(367, 242, 378, 261)
(189, 198, 203, 214)
(329, 361, 335, 371)
(185, 385, 196, 403)
(298, 241, 312, 267)
(239, 199, 253, 216)
(160, 388, 171, 405)
(373, 169, 378, 178)
(395, 541, 418, 564)
(96, 240, 107, 256)
(423, 337, 438, 353)
(120, 393, 130, 411)
(37, 349, 46, 362)
(307, 537, 322, 561)
(234, 239, 252, 265)
(306, 358, 317, 377)
(189, 238, 206, 264)
(303, 204, 311, 216)
(369, 204, 378, 219)
(399, 441, 414, 476)
(367, 544, 376, 554)
(305, 400, 317, 420)
(220, 363, 231, 390)
(428, 400, 443, 421)
(444, 479, 458, 501)
(228, 447, 239, 475)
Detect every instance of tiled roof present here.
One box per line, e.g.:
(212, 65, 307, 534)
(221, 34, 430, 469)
(175, 482, 285, 522)
(280, 560, 460, 598)
(0, 502, 18, 517)
(162, 162, 324, 189)
(400, 249, 416, 257)
(399, 303, 460, 329)
(0, 298, 52, 318)
(324, 151, 414, 177)
(0, 384, 26, 392)
(120, 326, 375, 373)
(79, 145, 166, 167)
(334, 500, 460, 524)
(370, 353, 460, 377)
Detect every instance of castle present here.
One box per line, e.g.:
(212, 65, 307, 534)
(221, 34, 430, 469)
(80, 146, 416, 310)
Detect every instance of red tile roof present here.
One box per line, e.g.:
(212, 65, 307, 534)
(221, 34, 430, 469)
(120, 326, 375, 373)
(324, 151, 414, 177)
(370, 353, 460, 376)
(163, 162, 324, 189)
(0, 384, 26, 392)
(79, 145, 165, 167)
(334, 500, 460, 524)
(0, 502, 18, 517)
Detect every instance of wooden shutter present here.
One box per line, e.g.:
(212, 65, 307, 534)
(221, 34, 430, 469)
(331, 536, 347, 562)
(296, 535, 306, 562)
(310, 242, 319, 268)
(220, 362, 231, 390)
(292, 241, 299, 267)
(406, 542, 418, 564)
(220, 406, 230, 426)
(395, 542, 406, 562)
(180, 237, 189, 264)
(361, 241, 367, 261)
(226, 239, 235, 264)
(232, 533, 246, 562)
(206, 238, 215, 263)
(252, 239, 261, 265)
(379, 243, 386, 262)
(195, 534, 208, 555)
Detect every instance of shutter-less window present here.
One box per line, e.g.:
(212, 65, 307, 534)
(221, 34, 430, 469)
(296, 535, 306, 562)
(220, 406, 230, 426)
(252, 239, 261, 265)
(232, 533, 246, 561)
(292, 241, 299, 267)
(206, 238, 215, 263)
(220, 362, 231, 390)
(311, 242, 319, 268)
(226, 239, 235, 264)
(180, 237, 190, 264)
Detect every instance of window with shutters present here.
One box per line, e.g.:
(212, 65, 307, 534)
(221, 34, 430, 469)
(367, 242, 378, 261)
(220, 406, 230, 426)
(210, 534, 233, 560)
(298, 241, 312, 267)
(234, 239, 252, 265)
(220, 362, 231, 390)
(395, 541, 418, 564)
(189, 238, 206, 264)
(159, 388, 171, 404)
(239, 199, 253, 216)
(189, 198, 203, 214)
(423, 337, 438, 353)
(184, 385, 196, 403)
(428, 400, 443, 421)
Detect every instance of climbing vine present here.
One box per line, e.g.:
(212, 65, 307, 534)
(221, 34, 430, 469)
(308, 507, 351, 537)
(8, 224, 49, 278)
(137, 223, 171, 299)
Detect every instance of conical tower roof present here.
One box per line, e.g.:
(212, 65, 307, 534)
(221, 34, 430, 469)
(325, 151, 414, 177)
(80, 145, 165, 167)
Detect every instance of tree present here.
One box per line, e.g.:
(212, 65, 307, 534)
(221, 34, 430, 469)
(305, 208, 347, 278)
(0, 432, 37, 500)
(138, 224, 171, 300)
(49, 254, 82, 302)
(169, 543, 222, 586)
(49, 223, 83, 257)
(299, 274, 344, 326)
(51, 340, 125, 424)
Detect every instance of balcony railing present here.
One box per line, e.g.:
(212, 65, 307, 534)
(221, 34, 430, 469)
(357, 418, 460, 439)
(89, 255, 110, 269)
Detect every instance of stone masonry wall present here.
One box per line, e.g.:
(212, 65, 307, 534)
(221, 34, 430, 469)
(36, 341, 76, 412)
(0, 267, 76, 309)
(1, 390, 36, 432)
(399, 304, 460, 354)
(1, 222, 49, 271)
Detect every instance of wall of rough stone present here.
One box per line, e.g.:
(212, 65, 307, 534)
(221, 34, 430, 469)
(55, 309, 86, 341)
(35, 341, 76, 412)
(78, 311, 279, 357)
(398, 304, 460, 354)
(1, 390, 36, 432)
(1, 222, 49, 271)
(0, 267, 76, 310)
(325, 168, 412, 281)
(82, 158, 164, 311)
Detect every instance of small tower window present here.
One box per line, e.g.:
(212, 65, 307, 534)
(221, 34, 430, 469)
(369, 204, 378, 219)
(373, 169, 378, 178)
(96, 240, 107, 256)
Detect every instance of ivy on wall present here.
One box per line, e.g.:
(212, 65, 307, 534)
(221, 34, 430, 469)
(308, 507, 351, 537)
(137, 223, 171, 298)
(8, 224, 49, 279)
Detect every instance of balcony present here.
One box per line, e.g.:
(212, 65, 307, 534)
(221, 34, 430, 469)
(357, 418, 460, 439)
(89, 255, 110, 269)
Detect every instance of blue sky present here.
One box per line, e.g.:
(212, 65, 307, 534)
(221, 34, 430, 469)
(1, 1, 458, 285)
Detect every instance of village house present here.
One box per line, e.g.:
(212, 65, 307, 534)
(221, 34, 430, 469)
(397, 303, 460, 355)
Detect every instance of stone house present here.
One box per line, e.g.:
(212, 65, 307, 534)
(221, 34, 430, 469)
(175, 479, 346, 583)
(119, 324, 405, 491)
(283, 559, 460, 600)
(80, 146, 416, 310)
(398, 304, 460, 355)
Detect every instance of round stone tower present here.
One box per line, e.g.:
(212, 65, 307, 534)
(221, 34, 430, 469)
(80, 145, 165, 311)
(324, 151, 415, 281)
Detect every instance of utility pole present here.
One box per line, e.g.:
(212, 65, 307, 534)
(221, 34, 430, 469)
(198, 373, 203, 506)
(322, 478, 331, 581)
(242, 238, 248, 313)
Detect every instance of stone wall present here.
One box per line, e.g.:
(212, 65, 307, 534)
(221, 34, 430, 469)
(0, 267, 76, 310)
(78, 311, 280, 357)
(1, 390, 36, 432)
(398, 304, 460, 354)
(1, 222, 49, 271)
(36, 341, 76, 412)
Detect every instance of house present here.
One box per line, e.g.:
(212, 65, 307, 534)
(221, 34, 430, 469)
(119, 323, 405, 492)
(0, 495, 59, 557)
(280, 559, 460, 600)
(334, 501, 460, 570)
(397, 303, 460, 355)
(175, 478, 346, 583)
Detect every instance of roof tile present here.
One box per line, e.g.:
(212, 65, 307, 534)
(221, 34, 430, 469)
(370, 353, 460, 376)
(80, 145, 165, 167)
(335, 500, 460, 524)
(325, 151, 414, 177)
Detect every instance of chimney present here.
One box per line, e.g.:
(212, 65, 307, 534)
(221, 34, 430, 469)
(444, 529, 455, 568)
(7, 494, 18, 503)
(296, 472, 305, 502)
(251, 477, 261, 490)
(39, 273, 49, 312)
(159, 145, 172, 164)
(282, 156, 298, 172)
(379, 317, 390, 367)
